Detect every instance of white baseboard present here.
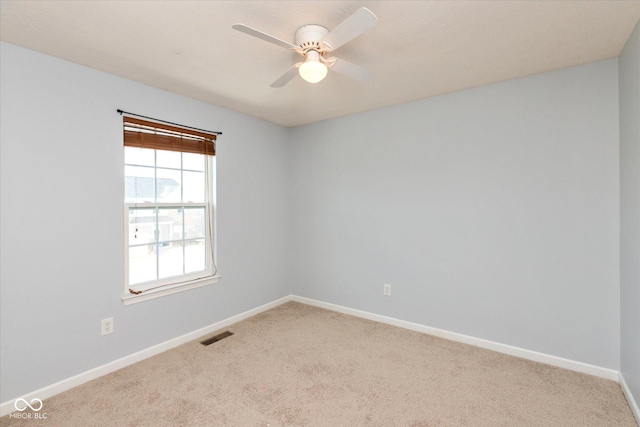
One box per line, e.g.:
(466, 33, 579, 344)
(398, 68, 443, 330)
(620, 372, 640, 425)
(0, 295, 292, 417)
(290, 295, 620, 381)
(1, 294, 625, 418)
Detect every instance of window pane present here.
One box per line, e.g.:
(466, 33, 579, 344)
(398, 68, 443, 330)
(185, 239, 206, 274)
(156, 168, 181, 202)
(125, 142, 214, 290)
(157, 208, 183, 242)
(183, 171, 205, 203)
(129, 207, 157, 244)
(183, 153, 205, 171)
(156, 150, 181, 169)
(158, 243, 184, 279)
(125, 147, 154, 167)
(184, 207, 206, 239)
(129, 244, 157, 285)
(125, 165, 155, 203)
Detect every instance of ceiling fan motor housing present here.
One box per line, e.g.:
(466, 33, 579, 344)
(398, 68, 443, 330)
(295, 25, 330, 54)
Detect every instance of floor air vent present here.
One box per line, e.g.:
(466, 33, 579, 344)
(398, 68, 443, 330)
(201, 331, 234, 346)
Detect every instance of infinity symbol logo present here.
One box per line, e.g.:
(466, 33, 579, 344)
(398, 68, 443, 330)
(14, 398, 43, 412)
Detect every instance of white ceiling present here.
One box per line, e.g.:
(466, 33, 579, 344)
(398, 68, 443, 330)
(1, 1, 639, 127)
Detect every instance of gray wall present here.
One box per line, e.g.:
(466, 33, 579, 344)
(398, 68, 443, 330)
(291, 59, 621, 369)
(620, 19, 640, 405)
(0, 42, 292, 402)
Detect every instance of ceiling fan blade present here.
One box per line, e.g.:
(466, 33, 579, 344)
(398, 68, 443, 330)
(232, 24, 297, 50)
(327, 58, 372, 81)
(270, 63, 302, 88)
(320, 7, 378, 52)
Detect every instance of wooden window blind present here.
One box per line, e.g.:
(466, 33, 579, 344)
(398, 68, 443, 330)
(123, 116, 216, 155)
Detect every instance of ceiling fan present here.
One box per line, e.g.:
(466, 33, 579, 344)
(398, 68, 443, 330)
(232, 7, 378, 87)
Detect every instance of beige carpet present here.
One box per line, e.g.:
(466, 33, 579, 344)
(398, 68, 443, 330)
(1, 301, 636, 426)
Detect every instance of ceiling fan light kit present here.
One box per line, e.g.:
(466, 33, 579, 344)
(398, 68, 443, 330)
(233, 7, 378, 87)
(299, 51, 328, 83)
(296, 25, 329, 83)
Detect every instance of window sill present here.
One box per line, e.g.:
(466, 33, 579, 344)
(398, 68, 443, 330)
(122, 275, 220, 305)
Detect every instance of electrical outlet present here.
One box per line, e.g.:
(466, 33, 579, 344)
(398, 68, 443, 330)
(383, 283, 392, 296)
(101, 317, 114, 336)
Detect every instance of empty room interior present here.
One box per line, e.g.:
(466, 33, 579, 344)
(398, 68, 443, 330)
(1, 1, 640, 425)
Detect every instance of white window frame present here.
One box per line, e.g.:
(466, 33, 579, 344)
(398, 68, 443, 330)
(122, 152, 218, 305)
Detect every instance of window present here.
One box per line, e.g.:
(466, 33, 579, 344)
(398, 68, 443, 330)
(122, 116, 218, 303)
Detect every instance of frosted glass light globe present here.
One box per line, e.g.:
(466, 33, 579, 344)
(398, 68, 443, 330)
(299, 51, 327, 83)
